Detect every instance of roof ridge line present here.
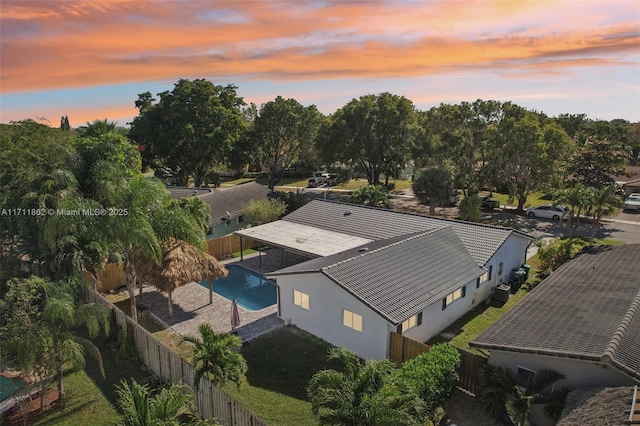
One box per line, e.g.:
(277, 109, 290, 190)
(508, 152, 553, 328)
(322, 228, 445, 272)
(601, 287, 640, 364)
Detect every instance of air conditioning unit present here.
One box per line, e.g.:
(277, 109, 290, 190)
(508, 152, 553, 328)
(492, 284, 510, 303)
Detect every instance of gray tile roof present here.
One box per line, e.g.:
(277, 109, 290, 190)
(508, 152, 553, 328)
(199, 182, 272, 225)
(282, 200, 526, 266)
(471, 244, 640, 380)
(166, 186, 214, 199)
(271, 227, 484, 324)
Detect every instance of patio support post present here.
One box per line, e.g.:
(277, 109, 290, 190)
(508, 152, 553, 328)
(259, 247, 262, 268)
(240, 236, 244, 261)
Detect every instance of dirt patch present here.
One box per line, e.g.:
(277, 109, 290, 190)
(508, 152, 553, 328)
(442, 388, 500, 426)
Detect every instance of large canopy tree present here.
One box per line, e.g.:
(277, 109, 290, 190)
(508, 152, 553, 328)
(318, 93, 418, 185)
(247, 96, 322, 189)
(412, 167, 454, 215)
(486, 104, 575, 211)
(568, 138, 631, 188)
(129, 79, 246, 186)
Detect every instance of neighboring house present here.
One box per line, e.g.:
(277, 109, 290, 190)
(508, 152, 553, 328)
(613, 165, 640, 196)
(471, 244, 640, 390)
(236, 200, 533, 360)
(167, 182, 272, 238)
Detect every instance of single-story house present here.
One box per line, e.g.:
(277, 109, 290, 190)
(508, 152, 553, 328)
(471, 244, 640, 390)
(168, 182, 272, 239)
(236, 200, 533, 360)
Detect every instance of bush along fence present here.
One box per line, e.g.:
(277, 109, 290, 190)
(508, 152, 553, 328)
(388, 332, 488, 394)
(85, 289, 267, 426)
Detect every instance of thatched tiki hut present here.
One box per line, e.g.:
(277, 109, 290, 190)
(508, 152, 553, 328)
(134, 239, 228, 318)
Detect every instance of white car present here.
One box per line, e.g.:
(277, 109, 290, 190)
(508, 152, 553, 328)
(624, 194, 640, 212)
(525, 204, 568, 220)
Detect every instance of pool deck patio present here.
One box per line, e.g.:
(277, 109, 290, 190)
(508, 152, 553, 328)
(136, 249, 308, 341)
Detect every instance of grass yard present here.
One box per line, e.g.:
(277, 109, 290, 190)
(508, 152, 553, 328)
(32, 368, 122, 426)
(489, 191, 551, 209)
(224, 326, 341, 426)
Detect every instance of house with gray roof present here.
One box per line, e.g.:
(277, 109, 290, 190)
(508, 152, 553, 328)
(236, 200, 533, 359)
(167, 182, 272, 239)
(471, 244, 640, 390)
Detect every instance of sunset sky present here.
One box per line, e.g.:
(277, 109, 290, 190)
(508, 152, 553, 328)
(1, 0, 639, 128)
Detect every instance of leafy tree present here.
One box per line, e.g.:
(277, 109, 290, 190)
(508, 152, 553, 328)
(248, 96, 322, 189)
(318, 93, 417, 185)
(307, 348, 425, 426)
(535, 238, 582, 279)
(396, 344, 460, 414)
(275, 189, 309, 214)
(458, 194, 482, 222)
(130, 79, 246, 186)
(412, 168, 454, 215)
(60, 115, 70, 131)
(116, 379, 216, 426)
(77, 118, 127, 137)
(243, 198, 287, 226)
(487, 105, 575, 211)
(586, 185, 622, 244)
(346, 185, 390, 208)
(568, 138, 631, 189)
(180, 323, 247, 389)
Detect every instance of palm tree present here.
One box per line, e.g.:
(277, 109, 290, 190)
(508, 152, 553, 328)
(115, 379, 213, 426)
(555, 183, 589, 240)
(307, 348, 425, 426)
(180, 324, 247, 389)
(178, 196, 212, 233)
(586, 185, 622, 244)
(6, 276, 110, 399)
(477, 365, 565, 426)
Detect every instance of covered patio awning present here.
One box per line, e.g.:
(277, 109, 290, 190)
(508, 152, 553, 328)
(235, 221, 372, 257)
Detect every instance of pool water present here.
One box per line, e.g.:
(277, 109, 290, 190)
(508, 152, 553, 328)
(199, 265, 276, 311)
(1, 375, 26, 401)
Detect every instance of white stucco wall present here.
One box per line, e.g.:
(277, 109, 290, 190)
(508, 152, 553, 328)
(489, 350, 638, 389)
(274, 273, 394, 360)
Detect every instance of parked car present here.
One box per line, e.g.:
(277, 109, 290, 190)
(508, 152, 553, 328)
(525, 204, 568, 220)
(623, 194, 640, 212)
(307, 177, 326, 188)
(480, 196, 500, 211)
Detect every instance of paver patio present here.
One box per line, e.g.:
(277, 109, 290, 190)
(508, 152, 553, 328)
(136, 249, 308, 341)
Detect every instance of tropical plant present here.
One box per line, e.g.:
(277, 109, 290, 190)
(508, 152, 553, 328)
(181, 324, 247, 389)
(555, 183, 589, 240)
(178, 196, 212, 233)
(586, 185, 622, 244)
(346, 185, 390, 208)
(477, 364, 565, 425)
(0, 275, 110, 400)
(115, 379, 219, 426)
(307, 348, 425, 426)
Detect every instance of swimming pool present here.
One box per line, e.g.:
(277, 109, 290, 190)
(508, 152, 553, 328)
(199, 265, 277, 311)
(1, 375, 26, 402)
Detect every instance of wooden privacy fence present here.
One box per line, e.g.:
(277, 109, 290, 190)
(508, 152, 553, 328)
(389, 332, 431, 364)
(388, 332, 488, 395)
(457, 349, 487, 395)
(82, 263, 126, 293)
(207, 234, 259, 259)
(85, 290, 267, 426)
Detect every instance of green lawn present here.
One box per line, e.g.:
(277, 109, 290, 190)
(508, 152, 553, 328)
(488, 191, 552, 209)
(33, 368, 122, 426)
(223, 327, 341, 426)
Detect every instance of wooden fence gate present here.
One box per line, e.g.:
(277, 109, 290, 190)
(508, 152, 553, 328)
(457, 349, 488, 394)
(388, 332, 431, 364)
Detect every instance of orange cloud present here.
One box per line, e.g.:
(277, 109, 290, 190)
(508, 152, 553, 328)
(1, 1, 638, 93)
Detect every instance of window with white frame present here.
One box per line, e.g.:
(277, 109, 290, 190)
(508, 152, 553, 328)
(401, 313, 422, 332)
(293, 289, 309, 310)
(516, 366, 536, 388)
(442, 286, 466, 310)
(342, 309, 362, 331)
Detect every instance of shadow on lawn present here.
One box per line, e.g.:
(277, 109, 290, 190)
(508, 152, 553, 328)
(240, 326, 343, 400)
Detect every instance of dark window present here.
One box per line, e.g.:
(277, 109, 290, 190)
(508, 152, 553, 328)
(488, 265, 493, 280)
(516, 366, 536, 388)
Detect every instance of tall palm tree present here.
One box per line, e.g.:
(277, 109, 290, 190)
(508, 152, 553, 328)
(555, 183, 589, 240)
(115, 379, 213, 426)
(178, 196, 212, 233)
(586, 185, 622, 244)
(180, 323, 247, 390)
(307, 348, 425, 426)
